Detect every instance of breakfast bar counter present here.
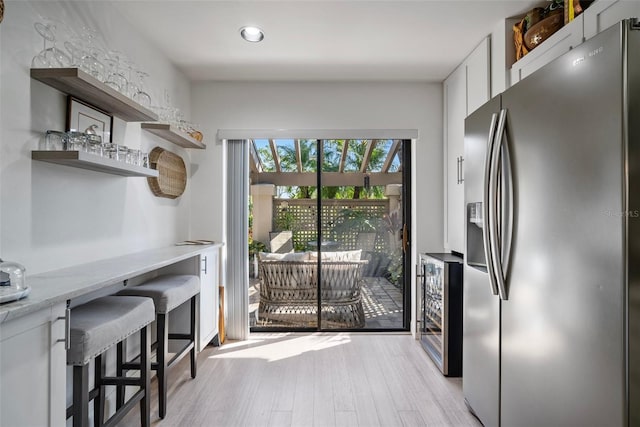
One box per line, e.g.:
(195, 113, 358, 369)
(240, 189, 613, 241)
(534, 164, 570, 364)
(0, 244, 222, 324)
(0, 244, 223, 427)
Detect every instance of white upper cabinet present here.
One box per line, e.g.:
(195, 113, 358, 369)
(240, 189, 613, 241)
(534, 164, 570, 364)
(509, 0, 640, 86)
(466, 37, 491, 116)
(444, 37, 490, 254)
(583, 0, 640, 39)
(511, 14, 585, 84)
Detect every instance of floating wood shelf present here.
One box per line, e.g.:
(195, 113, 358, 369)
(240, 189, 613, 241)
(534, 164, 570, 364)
(30, 68, 158, 122)
(32, 151, 160, 177)
(141, 123, 205, 149)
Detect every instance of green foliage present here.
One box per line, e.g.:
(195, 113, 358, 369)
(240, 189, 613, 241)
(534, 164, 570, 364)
(272, 139, 391, 200)
(248, 240, 267, 256)
(387, 248, 404, 287)
(274, 209, 295, 231)
(332, 208, 380, 234)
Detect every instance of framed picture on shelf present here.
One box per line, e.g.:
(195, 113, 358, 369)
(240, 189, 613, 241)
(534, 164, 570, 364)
(66, 96, 112, 143)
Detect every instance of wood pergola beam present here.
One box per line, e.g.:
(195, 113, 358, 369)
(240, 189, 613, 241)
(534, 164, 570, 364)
(249, 139, 262, 173)
(295, 139, 303, 173)
(382, 140, 400, 173)
(339, 139, 349, 173)
(251, 171, 402, 187)
(268, 139, 281, 172)
(360, 139, 376, 173)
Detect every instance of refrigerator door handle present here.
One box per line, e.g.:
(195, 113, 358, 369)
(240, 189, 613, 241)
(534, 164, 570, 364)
(501, 121, 514, 284)
(483, 112, 499, 296)
(490, 108, 509, 301)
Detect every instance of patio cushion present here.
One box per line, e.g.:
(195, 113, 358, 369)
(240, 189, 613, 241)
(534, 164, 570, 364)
(67, 295, 155, 366)
(309, 250, 362, 261)
(118, 274, 200, 314)
(259, 251, 309, 261)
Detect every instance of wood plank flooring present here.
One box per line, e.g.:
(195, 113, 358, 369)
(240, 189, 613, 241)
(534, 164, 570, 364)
(119, 333, 481, 427)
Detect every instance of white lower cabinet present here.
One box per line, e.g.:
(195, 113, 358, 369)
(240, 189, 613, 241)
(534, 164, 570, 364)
(165, 246, 220, 351)
(0, 303, 67, 427)
(198, 247, 220, 351)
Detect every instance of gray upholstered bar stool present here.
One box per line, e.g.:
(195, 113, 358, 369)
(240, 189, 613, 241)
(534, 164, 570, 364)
(66, 295, 155, 427)
(118, 274, 200, 419)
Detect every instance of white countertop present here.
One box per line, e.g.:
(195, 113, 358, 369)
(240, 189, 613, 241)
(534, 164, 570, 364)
(0, 244, 224, 324)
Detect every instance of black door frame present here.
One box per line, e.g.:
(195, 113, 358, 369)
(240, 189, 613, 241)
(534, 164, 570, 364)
(251, 138, 412, 332)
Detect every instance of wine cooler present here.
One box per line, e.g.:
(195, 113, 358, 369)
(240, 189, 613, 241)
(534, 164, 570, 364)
(418, 253, 463, 376)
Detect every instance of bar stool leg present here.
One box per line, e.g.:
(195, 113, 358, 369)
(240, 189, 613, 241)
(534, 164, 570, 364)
(157, 313, 169, 419)
(116, 341, 125, 410)
(94, 354, 105, 427)
(140, 325, 151, 427)
(72, 364, 89, 427)
(190, 295, 199, 379)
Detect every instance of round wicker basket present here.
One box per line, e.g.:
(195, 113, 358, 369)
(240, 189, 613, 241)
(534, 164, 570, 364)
(147, 147, 187, 199)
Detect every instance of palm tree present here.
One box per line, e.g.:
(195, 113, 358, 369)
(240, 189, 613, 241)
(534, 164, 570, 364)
(278, 139, 317, 198)
(345, 139, 386, 199)
(261, 139, 389, 200)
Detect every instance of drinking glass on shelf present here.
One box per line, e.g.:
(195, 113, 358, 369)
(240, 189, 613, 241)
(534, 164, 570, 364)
(40, 130, 68, 151)
(103, 51, 128, 94)
(140, 151, 149, 168)
(103, 143, 127, 161)
(102, 143, 115, 159)
(85, 134, 102, 155)
(31, 22, 71, 68)
(126, 148, 140, 165)
(132, 71, 152, 108)
(65, 38, 105, 81)
(67, 131, 87, 151)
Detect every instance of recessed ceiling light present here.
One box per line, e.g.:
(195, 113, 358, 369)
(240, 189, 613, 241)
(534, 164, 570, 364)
(240, 26, 264, 43)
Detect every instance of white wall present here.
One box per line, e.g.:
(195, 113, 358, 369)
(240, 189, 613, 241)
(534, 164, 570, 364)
(189, 81, 444, 332)
(1, 1, 193, 274)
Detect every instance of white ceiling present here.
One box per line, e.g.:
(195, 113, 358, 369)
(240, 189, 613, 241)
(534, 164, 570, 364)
(114, 0, 541, 82)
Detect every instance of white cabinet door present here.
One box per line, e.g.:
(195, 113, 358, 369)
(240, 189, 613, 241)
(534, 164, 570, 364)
(0, 303, 66, 427)
(444, 65, 466, 254)
(444, 37, 490, 254)
(198, 247, 219, 351)
(583, 0, 640, 39)
(466, 37, 491, 116)
(511, 14, 584, 84)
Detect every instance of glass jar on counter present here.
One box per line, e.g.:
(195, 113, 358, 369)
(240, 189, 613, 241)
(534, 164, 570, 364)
(0, 259, 26, 291)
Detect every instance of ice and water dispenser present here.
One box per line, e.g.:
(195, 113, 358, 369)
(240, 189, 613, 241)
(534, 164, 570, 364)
(466, 202, 486, 269)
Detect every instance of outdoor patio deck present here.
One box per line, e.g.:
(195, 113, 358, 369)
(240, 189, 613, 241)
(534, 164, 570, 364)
(249, 276, 404, 329)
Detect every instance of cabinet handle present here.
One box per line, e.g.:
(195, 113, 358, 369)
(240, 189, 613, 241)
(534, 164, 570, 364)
(202, 256, 208, 274)
(456, 156, 462, 184)
(459, 156, 464, 183)
(57, 305, 71, 350)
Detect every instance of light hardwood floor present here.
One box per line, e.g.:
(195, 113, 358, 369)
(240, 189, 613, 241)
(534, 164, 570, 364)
(120, 333, 481, 427)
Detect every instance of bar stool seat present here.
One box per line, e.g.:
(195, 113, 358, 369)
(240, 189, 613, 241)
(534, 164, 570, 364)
(67, 295, 155, 427)
(118, 274, 200, 419)
(118, 274, 200, 314)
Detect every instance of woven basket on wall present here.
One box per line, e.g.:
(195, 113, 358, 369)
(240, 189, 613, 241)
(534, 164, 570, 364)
(147, 146, 187, 199)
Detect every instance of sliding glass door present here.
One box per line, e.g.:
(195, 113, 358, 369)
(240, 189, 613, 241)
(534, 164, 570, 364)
(250, 138, 410, 331)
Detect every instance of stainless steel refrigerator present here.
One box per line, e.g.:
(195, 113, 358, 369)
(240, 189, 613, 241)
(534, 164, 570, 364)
(463, 19, 640, 427)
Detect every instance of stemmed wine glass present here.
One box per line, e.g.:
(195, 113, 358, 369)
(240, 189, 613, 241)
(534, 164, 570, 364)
(31, 22, 71, 68)
(103, 51, 128, 93)
(132, 70, 152, 107)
